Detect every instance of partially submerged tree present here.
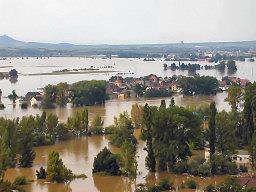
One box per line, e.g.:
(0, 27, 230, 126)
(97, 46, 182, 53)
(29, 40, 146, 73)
(46, 151, 73, 183)
(92, 147, 120, 175)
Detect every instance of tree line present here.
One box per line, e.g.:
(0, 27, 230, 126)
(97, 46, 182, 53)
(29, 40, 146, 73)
(42, 80, 108, 108)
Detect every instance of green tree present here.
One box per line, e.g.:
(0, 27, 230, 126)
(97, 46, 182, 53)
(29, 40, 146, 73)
(71, 80, 107, 106)
(120, 141, 137, 177)
(215, 111, 236, 155)
(0, 118, 18, 167)
(110, 112, 136, 147)
(90, 114, 104, 135)
(55, 82, 69, 107)
(17, 116, 36, 167)
(67, 109, 89, 136)
(160, 99, 166, 109)
(132, 84, 145, 97)
(249, 133, 256, 170)
(131, 103, 143, 128)
(170, 97, 175, 107)
(225, 85, 242, 112)
(36, 167, 47, 179)
(209, 102, 217, 174)
(46, 113, 59, 142)
(8, 90, 18, 104)
(42, 84, 56, 108)
(91, 114, 104, 128)
(142, 104, 156, 172)
(243, 83, 256, 144)
(92, 147, 120, 175)
(46, 151, 73, 183)
(150, 105, 202, 171)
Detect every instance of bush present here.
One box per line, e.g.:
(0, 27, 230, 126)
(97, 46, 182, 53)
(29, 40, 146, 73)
(198, 163, 211, 177)
(104, 125, 115, 134)
(239, 164, 248, 173)
(13, 176, 27, 185)
(185, 179, 197, 189)
(226, 161, 238, 175)
(158, 178, 172, 191)
(36, 167, 47, 179)
(21, 102, 28, 109)
(0, 180, 25, 192)
(205, 184, 215, 192)
(188, 155, 206, 175)
(89, 126, 104, 135)
(172, 161, 188, 174)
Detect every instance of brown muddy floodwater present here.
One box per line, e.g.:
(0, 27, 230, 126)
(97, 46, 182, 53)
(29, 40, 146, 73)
(5, 130, 227, 192)
(0, 57, 241, 191)
(3, 94, 230, 192)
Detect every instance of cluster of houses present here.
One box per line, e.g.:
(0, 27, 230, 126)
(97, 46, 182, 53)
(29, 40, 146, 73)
(106, 74, 181, 99)
(218, 76, 251, 91)
(107, 74, 252, 99)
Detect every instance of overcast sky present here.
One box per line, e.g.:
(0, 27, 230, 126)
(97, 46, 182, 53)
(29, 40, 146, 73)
(0, 0, 256, 44)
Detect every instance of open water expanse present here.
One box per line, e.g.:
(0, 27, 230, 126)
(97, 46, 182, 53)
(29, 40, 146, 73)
(0, 57, 255, 191)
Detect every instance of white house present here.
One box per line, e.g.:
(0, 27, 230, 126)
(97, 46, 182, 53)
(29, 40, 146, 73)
(30, 96, 42, 107)
(205, 148, 250, 164)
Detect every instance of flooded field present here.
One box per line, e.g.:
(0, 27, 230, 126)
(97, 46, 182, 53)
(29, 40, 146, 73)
(0, 57, 254, 191)
(5, 130, 227, 192)
(0, 57, 255, 96)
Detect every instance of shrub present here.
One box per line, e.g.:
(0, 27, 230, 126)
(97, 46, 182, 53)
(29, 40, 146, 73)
(89, 126, 104, 135)
(185, 179, 197, 189)
(172, 161, 188, 174)
(188, 155, 206, 175)
(226, 161, 238, 175)
(205, 184, 215, 192)
(198, 163, 211, 177)
(36, 167, 47, 179)
(158, 178, 172, 191)
(13, 176, 27, 185)
(104, 125, 115, 134)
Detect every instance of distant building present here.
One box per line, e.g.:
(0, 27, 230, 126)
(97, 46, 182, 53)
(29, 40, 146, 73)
(205, 148, 250, 164)
(30, 96, 42, 107)
(23, 92, 42, 107)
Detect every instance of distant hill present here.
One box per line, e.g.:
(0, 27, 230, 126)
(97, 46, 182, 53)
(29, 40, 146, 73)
(0, 35, 87, 49)
(0, 35, 256, 57)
